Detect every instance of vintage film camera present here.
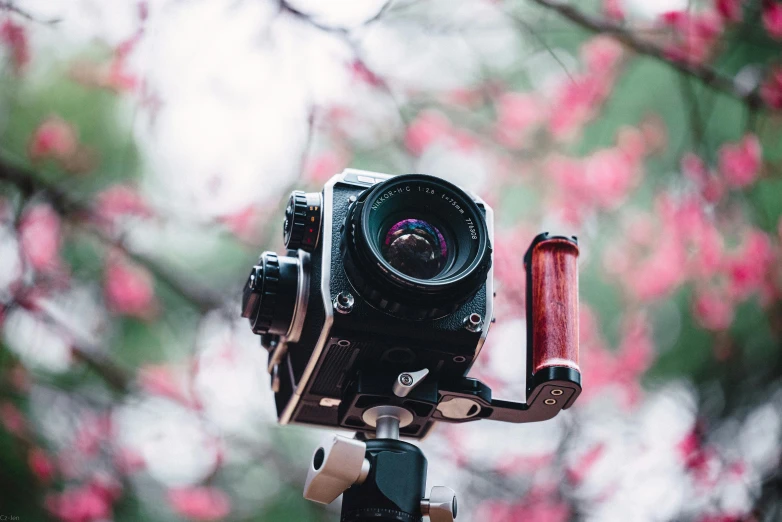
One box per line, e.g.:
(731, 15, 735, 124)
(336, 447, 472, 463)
(241, 170, 581, 521)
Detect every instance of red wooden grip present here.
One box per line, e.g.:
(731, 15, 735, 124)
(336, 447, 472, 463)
(529, 238, 580, 373)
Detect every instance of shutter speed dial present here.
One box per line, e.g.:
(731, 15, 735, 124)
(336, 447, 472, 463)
(284, 191, 322, 252)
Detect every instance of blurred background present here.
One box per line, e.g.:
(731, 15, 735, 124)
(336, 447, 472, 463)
(1, 0, 781, 520)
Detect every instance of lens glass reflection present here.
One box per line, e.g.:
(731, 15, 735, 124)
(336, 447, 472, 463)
(381, 219, 447, 279)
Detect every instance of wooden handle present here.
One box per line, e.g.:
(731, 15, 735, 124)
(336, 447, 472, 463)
(529, 238, 580, 373)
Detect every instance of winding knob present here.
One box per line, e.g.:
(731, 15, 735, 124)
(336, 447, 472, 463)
(241, 252, 300, 336)
(283, 191, 322, 252)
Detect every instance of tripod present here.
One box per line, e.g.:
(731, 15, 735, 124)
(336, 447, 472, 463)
(304, 405, 456, 522)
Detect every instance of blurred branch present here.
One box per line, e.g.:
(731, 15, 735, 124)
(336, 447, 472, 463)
(0, 1, 61, 24)
(0, 158, 225, 313)
(519, 0, 768, 111)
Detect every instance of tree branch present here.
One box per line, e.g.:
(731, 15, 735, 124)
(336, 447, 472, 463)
(0, 1, 61, 24)
(0, 158, 226, 313)
(519, 0, 768, 111)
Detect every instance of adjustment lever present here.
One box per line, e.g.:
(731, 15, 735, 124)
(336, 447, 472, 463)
(393, 369, 430, 398)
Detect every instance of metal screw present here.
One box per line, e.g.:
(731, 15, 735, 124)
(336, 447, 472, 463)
(463, 313, 483, 332)
(333, 292, 355, 314)
(348, 196, 357, 203)
(400, 374, 414, 386)
(544, 398, 557, 405)
(551, 389, 563, 396)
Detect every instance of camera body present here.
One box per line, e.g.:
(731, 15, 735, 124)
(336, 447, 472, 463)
(243, 170, 494, 439)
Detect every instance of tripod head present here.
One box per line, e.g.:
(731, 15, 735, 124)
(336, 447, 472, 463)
(304, 406, 456, 522)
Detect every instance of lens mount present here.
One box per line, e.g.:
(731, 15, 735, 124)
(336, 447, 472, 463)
(342, 174, 492, 320)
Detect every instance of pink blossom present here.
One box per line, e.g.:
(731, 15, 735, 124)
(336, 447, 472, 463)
(693, 287, 734, 331)
(616, 126, 646, 164)
(137, 364, 197, 407)
(725, 229, 774, 300)
(349, 59, 382, 87)
(0, 401, 26, 436)
(404, 111, 451, 155)
(760, 66, 782, 109)
(583, 148, 638, 209)
(0, 19, 30, 72)
(549, 75, 612, 140)
(581, 35, 624, 74)
(566, 443, 606, 484)
(763, 2, 782, 39)
(715, 0, 744, 22)
(304, 149, 351, 183)
(28, 116, 79, 162)
(114, 447, 146, 474)
(168, 487, 231, 521)
(29, 447, 56, 483)
(494, 92, 546, 148)
(661, 10, 724, 64)
(718, 134, 762, 188)
(603, 0, 625, 22)
(94, 185, 152, 226)
(46, 485, 112, 522)
(104, 254, 157, 319)
(218, 205, 263, 244)
(74, 413, 111, 456)
(19, 204, 62, 272)
(682, 153, 725, 202)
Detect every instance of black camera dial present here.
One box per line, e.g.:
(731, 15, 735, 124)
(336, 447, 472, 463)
(241, 252, 300, 336)
(283, 191, 322, 252)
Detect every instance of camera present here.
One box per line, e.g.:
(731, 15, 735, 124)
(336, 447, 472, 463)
(241, 169, 581, 440)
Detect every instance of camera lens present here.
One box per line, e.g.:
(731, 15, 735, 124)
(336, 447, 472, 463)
(381, 218, 447, 279)
(342, 174, 492, 320)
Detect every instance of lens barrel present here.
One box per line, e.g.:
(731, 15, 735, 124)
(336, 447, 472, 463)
(342, 174, 492, 320)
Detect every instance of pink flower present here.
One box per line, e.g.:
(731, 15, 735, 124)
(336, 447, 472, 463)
(725, 229, 774, 300)
(137, 364, 197, 408)
(28, 116, 79, 162)
(349, 59, 382, 86)
(46, 485, 112, 522)
(19, 204, 62, 272)
(693, 287, 734, 330)
(114, 447, 146, 474)
(583, 148, 638, 209)
(95, 185, 152, 223)
(494, 92, 545, 148)
(404, 111, 452, 155)
(0, 19, 30, 72)
(29, 447, 56, 483)
(168, 487, 231, 521)
(603, 0, 625, 22)
(549, 74, 612, 140)
(715, 0, 744, 22)
(104, 254, 157, 319)
(566, 443, 606, 484)
(718, 134, 762, 188)
(763, 2, 782, 39)
(304, 149, 351, 183)
(661, 10, 724, 64)
(760, 66, 782, 109)
(218, 205, 263, 244)
(581, 35, 624, 74)
(0, 401, 26, 436)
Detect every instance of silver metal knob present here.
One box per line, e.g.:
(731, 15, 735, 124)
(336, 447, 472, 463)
(303, 435, 370, 504)
(393, 368, 429, 398)
(421, 486, 457, 522)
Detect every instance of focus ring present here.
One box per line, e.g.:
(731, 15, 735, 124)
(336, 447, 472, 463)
(341, 175, 492, 321)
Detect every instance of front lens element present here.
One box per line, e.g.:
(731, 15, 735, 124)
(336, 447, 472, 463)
(381, 219, 447, 279)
